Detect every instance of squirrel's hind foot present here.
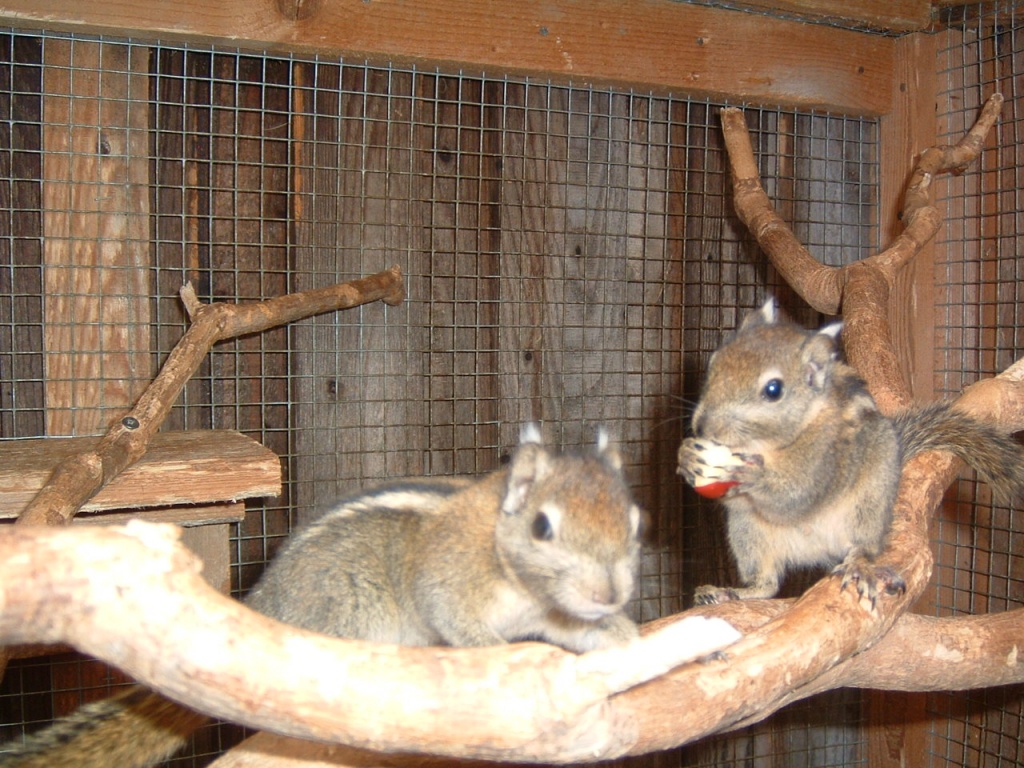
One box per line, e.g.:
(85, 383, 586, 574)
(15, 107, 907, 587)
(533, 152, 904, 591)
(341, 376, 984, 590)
(693, 585, 741, 605)
(833, 552, 906, 609)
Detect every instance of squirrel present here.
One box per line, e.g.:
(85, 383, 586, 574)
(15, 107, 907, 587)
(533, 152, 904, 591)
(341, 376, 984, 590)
(676, 299, 1024, 606)
(0, 425, 643, 768)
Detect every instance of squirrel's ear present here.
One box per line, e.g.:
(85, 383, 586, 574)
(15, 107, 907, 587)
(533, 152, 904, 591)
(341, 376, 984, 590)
(819, 320, 843, 340)
(739, 297, 777, 332)
(502, 440, 552, 515)
(595, 427, 623, 471)
(519, 422, 543, 446)
(800, 329, 841, 391)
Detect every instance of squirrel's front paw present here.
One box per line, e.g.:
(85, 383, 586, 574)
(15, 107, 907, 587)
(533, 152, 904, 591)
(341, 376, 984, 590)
(677, 438, 754, 499)
(832, 552, 906, 609)
(693, 584, 740, 606)
(572, 614, 640, 652)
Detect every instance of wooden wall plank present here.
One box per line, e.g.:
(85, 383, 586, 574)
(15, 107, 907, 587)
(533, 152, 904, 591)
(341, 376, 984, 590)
(291, 64, 437, 522)
(497, 82, 566, 444)
(426, 73, 488, 475)
(0, 0, 894, 116)
(0, 35, 44, 439)
(150, 47, 213, 433)
(41, 39, 151, 436)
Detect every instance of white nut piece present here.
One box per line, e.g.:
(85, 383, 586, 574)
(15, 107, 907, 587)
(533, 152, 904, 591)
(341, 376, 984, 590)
(692, 440, 742, 484)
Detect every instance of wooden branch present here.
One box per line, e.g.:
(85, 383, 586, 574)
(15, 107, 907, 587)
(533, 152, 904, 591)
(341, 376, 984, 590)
(1, 513, 1022, 767)
(208, 600, 1024, 768)
(873, 92, 1004, 274)
(682, 597, 1024, 694)
(719, 107, 844, 313)
(16, 266, 404, 527)
(721, 93, 1003, 318)
(0, 521, 741, 764)
(720, 94, 1003, 412)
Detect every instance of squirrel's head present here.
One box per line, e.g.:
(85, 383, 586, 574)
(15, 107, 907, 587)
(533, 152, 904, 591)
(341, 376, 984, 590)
(495, 425, 643, 622)
(691, 299, 846, 448)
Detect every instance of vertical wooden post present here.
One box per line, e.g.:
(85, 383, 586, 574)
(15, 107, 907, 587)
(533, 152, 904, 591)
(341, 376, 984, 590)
(40, 36, 152, 715)
(42, 39, 151, 437)
(867, 29, 938, 768)
(880, 33, 938, 406)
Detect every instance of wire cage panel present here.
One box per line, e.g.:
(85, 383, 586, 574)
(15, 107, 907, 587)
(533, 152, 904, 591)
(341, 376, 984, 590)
(0, 27, 882, 768)
(929, 4, 1024, 767)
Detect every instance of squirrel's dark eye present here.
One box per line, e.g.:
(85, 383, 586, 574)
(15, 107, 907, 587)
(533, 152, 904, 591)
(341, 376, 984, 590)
(762, 378, 784, 401)
(531, 511, 554, 541)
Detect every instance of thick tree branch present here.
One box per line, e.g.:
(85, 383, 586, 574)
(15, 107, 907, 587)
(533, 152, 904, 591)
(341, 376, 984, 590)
(0, 522, 740, 764)
(1, 515, 1021, 767)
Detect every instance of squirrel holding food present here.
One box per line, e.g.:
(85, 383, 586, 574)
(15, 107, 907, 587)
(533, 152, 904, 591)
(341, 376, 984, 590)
(1, 426, 644, 768)
(677, 299, 1024, 605)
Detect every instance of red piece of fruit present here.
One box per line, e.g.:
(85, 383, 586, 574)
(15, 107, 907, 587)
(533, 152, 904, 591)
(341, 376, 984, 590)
(694, 480, 738, 499)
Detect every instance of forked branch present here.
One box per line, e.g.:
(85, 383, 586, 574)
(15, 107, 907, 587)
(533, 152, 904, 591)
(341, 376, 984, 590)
(720, 93, 1003, 411)
(16, 267, 405, 527)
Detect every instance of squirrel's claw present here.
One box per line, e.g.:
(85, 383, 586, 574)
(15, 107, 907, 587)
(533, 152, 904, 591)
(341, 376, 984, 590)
(693, 585, 740, 606)
(833, 554, 905, 610)
(677, 437, 751, 489)
(699, 649, 731, 664)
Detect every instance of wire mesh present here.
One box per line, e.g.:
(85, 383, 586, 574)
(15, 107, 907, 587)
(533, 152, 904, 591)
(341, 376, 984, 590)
(929, 3, 1024, 767)
(0, 26, 879, 768)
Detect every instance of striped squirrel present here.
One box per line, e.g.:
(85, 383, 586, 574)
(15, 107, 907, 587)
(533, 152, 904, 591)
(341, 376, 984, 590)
(1, 425, 643, 767)
(677, 300, 1024, 606)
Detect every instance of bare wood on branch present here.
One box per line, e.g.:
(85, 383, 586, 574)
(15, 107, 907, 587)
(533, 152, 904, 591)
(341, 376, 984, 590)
(0, 511, 1021, 766)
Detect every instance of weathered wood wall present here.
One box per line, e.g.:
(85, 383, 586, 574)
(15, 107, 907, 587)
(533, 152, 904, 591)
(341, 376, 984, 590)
(0, 32, 885, 764)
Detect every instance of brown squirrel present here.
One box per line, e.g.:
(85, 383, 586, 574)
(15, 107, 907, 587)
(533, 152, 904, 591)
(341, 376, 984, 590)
(1, 426, 643, 768)
(677, 300, 1024, 606)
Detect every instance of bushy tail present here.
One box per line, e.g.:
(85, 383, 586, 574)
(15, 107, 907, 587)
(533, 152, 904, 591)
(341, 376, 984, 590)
(0, 687, 207, 768)
(895, 402, 1024, 503)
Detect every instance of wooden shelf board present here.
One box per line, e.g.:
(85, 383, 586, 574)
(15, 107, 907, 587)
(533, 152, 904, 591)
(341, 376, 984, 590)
(0, 430, 281, 519)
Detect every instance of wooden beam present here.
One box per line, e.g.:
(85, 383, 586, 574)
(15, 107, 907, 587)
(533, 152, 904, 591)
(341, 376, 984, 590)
(71, 502, 247, 527)
(0, 0, 895, 115)
(719, 0, 933, 33)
